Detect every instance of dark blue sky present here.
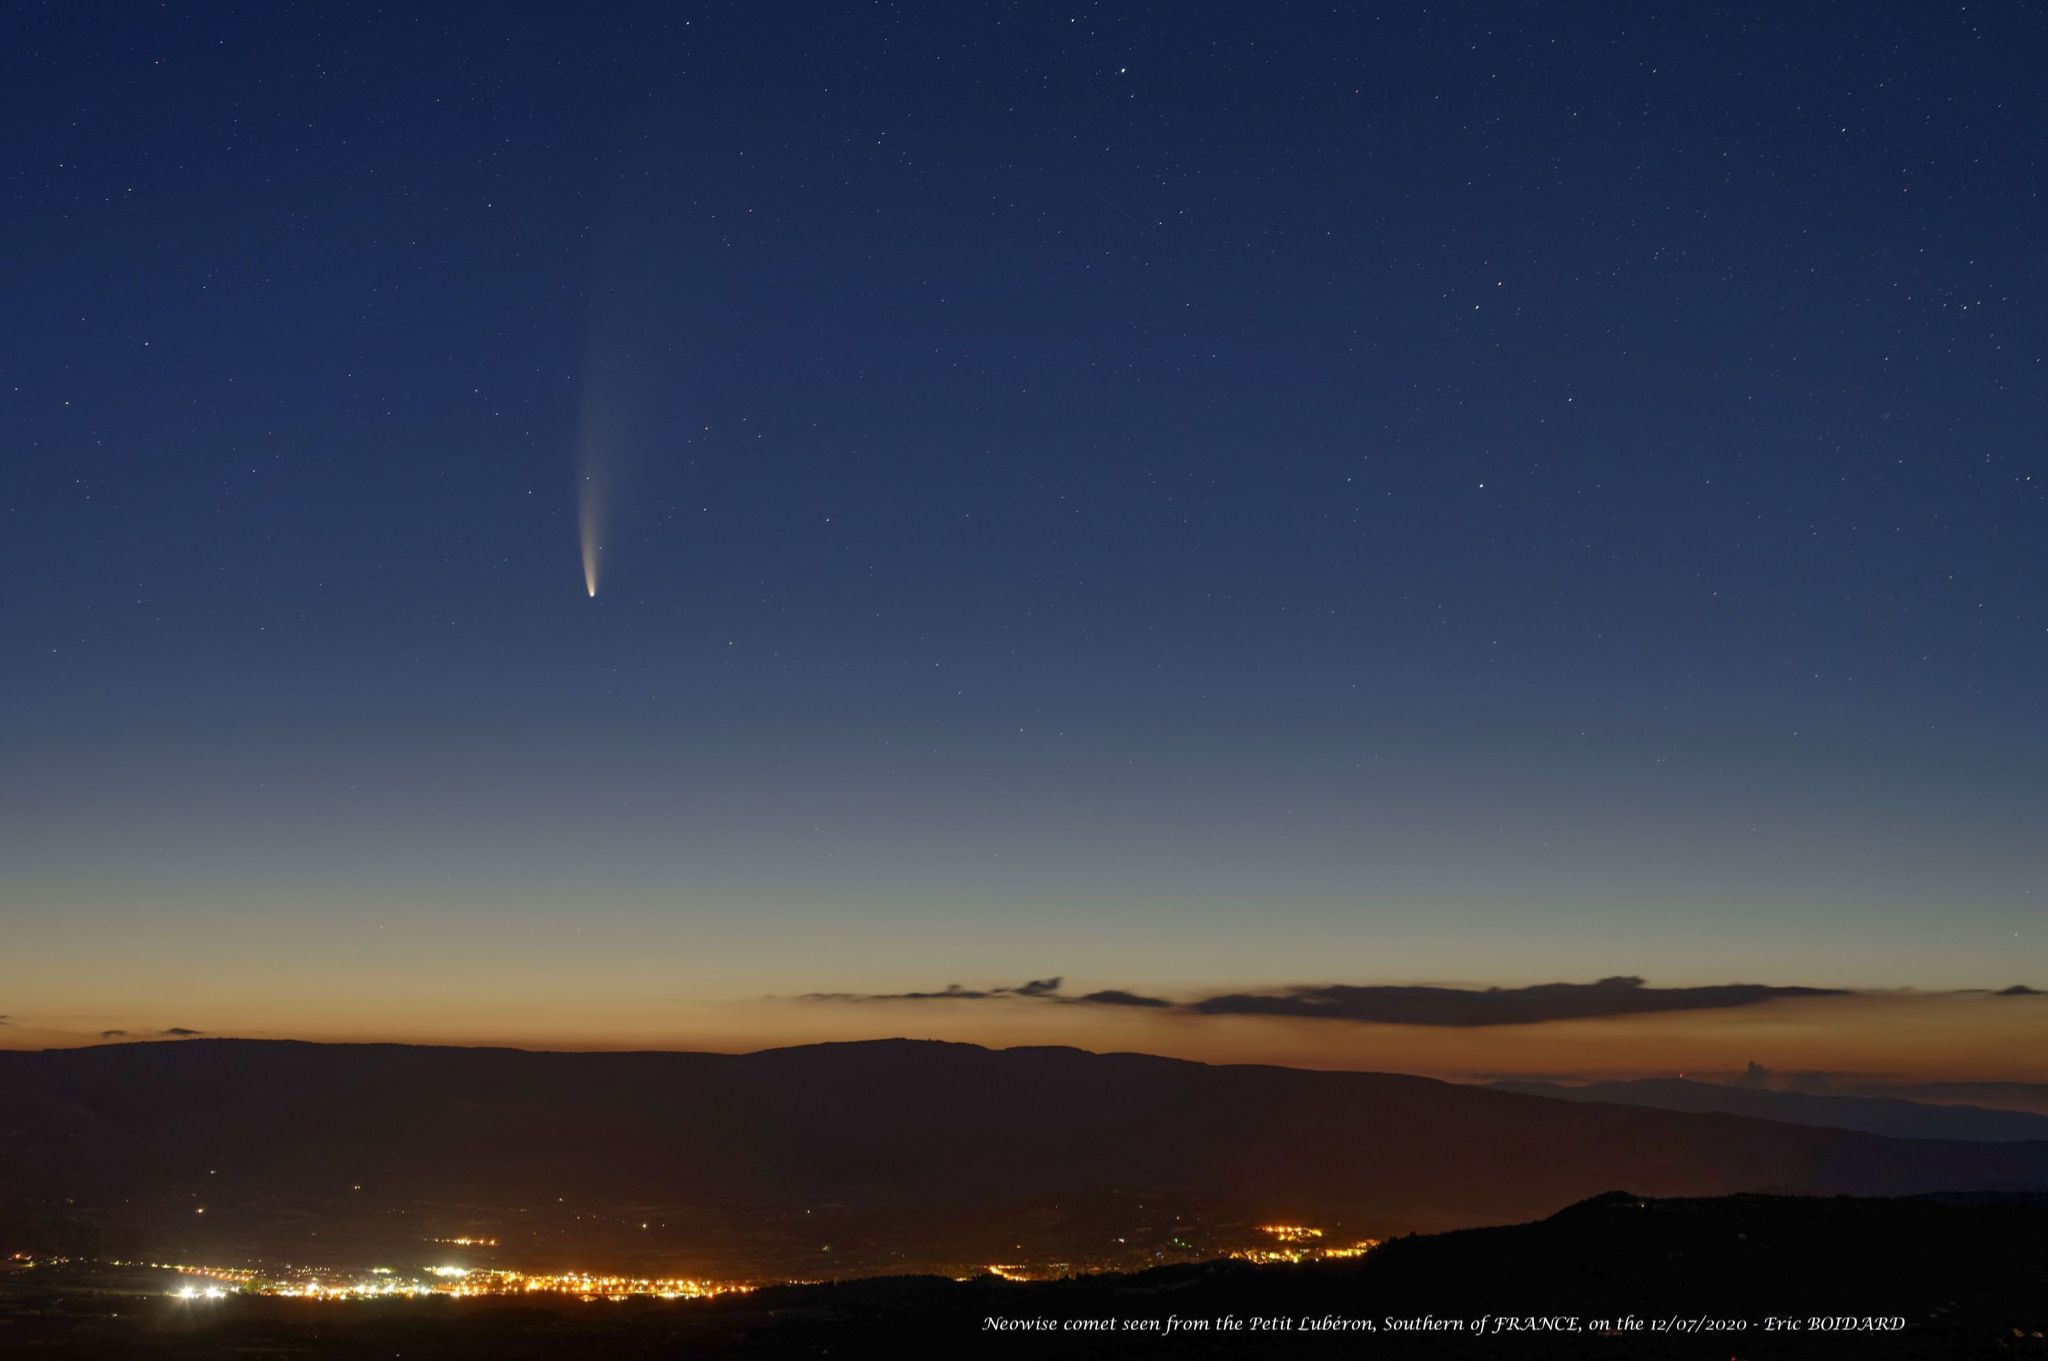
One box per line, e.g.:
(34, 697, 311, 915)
(3, 3, 2043, 1060)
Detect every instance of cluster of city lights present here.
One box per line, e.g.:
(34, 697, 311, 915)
(12, 1222, 1384, 1306)
(104, 1257, 752, 1303)
(1258, 1224, 1326, 1243)
(1227, 1224, 1382, 1265)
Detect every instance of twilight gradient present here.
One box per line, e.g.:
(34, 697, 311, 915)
(2, 4, 2043, 1075)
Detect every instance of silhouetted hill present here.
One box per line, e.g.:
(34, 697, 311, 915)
(1489, 1076, 2048, 1142)
(6, 1039, 2048, 1250)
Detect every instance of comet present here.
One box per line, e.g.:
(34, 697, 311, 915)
(578, 473, 603, 598)
(572, 305, 616, 600)
(572, 256, 650, 599)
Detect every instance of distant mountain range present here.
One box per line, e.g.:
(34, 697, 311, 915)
(1487, 1076, 2048, 1142)
(5, 1038, 2048, 1248)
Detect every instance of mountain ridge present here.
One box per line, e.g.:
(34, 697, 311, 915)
(5, 1037, 2048, 1248)
(1488, 1075, 2048, 1143)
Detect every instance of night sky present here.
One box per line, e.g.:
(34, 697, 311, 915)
(4, 3, 2043, 1074)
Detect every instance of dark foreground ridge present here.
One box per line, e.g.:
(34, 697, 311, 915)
(4, 1192, 2046, 1358)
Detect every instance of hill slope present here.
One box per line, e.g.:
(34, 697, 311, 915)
(5, 1039, 2048, 1235)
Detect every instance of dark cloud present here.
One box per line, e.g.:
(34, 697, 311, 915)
(158, 1027, 204, 1037)
(802, 974, 1837, 1024)
(1075, 989, 1173, 1009)
(1190, 976, 1845, 1027)
(800, 978, 1175, 1009)
(802, 979, 1064, 1003)
(1732, 1060, 1772, 1088)
(100, 1029, 130, 1038)
(1995, 984, 2042, 996)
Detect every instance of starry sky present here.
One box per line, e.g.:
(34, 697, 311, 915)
(3, 3, 2043, 1074)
